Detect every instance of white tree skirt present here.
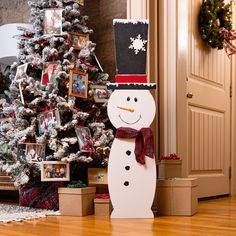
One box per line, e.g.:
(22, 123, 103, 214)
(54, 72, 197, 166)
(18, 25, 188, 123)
(0, 204, 60, 223)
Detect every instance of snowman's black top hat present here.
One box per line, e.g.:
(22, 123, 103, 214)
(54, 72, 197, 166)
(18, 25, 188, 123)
(107, 19, 156, 90)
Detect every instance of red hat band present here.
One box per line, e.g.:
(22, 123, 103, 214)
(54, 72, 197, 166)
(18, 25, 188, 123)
(115, 74, 147, 83)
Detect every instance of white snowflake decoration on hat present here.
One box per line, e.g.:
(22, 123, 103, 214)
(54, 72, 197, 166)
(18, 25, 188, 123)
(129, 34, 147, 55)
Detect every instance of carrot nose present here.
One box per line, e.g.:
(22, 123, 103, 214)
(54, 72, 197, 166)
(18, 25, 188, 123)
(117, 106, 135, 113)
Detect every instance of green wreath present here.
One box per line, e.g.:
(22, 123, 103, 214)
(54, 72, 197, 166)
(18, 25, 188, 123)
(199, 0, 233, 49)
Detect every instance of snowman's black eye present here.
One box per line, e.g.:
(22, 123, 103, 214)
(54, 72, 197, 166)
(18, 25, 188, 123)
(134, 98, 138, 102)
(127, 97, 131, 101)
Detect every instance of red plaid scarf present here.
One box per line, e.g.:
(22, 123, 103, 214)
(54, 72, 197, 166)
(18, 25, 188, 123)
(116, 127, 154, 165)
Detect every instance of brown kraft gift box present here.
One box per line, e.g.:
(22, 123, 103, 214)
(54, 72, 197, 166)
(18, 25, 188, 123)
(158, 160, 182, 179)
(94, 198, 113, 217)
(156, 178, 198, 216)
(58, 187, 96, 216)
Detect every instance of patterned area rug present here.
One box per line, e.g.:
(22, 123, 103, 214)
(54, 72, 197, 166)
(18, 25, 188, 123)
(0, 204, 60, 223)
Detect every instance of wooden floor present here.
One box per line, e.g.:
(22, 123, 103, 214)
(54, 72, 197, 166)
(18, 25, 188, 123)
(1, 197, 236, 236)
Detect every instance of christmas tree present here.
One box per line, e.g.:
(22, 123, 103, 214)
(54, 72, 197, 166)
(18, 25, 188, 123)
(0, 0, 114, 187)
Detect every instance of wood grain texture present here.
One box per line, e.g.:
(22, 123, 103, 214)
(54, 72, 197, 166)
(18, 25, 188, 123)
(189, 106, 224, 172)
(176, 0, 231, 197)
(0, 172, 17, 191)
(1, 197, 236, 235)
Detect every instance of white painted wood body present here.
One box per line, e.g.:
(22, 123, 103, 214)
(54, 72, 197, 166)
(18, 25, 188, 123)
(108, 138, 156, 218)
(107, 89, 156, 218)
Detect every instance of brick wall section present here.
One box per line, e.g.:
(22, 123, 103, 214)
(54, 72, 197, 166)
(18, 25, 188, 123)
(0, 0, 30, 25)
(84, 0, 126, 80)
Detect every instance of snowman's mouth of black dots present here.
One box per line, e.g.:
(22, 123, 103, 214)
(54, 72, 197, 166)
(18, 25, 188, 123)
(118, 114, 142, 125)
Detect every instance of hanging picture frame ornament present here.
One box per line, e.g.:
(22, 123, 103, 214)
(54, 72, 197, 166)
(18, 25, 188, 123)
(198, 0, 236, 56)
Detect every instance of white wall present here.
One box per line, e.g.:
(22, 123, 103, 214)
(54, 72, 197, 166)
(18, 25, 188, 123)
(0, 23, 32, 66)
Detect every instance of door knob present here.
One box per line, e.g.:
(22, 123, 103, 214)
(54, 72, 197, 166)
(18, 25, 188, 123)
(186, 92, 193, 98)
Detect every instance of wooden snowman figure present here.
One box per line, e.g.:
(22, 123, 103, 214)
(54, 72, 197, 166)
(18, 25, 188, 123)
(107, 19, 156, 218)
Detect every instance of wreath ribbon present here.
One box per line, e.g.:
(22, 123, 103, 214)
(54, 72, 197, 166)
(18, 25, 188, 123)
(220, 27, 236, 56)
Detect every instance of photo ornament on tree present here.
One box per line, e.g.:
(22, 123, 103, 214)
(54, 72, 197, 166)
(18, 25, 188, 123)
(41, 161, 70, 182)
(15, 63, 28, 81)
(25, 143, 46, 163)
(75, 127, 93, 152)
(68, 32, 89, 50)
(91, 85, 111, 103)
(69, 70, 88, 98)
(38, 109, 61, 135)
(41, 62, 60, 86)
(44, 9, 62, 35)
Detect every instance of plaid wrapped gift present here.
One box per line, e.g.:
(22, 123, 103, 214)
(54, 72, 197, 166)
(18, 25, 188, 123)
(19, 182, 65, 211)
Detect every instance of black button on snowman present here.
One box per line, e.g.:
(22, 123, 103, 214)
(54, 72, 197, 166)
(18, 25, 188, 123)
(107, 19, 157, 218)
(126, 150, 131, 156)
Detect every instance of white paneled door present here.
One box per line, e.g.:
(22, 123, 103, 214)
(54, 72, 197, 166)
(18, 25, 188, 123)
(178, 0, 231, 197)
